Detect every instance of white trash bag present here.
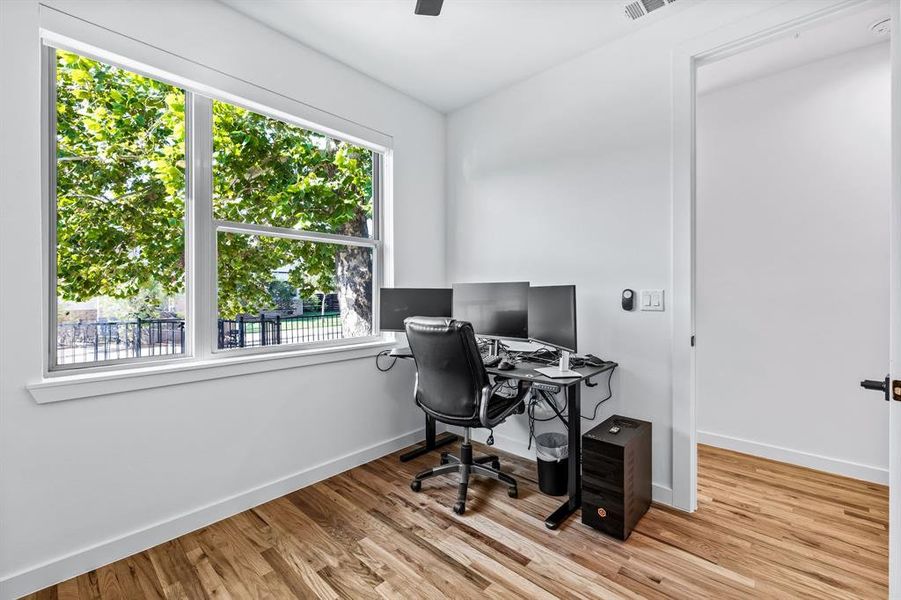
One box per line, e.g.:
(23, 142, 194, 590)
(535, 432, 568, 463)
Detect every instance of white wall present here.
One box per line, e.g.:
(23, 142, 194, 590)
(695, 43, 891, 482)
(444, 0, 810, 500)
(0, 1, 444, 596)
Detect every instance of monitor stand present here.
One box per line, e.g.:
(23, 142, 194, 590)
(534, 350, 581, 379)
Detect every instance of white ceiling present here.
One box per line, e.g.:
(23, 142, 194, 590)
(697, 3, 890, 95)
(220, 0, 688, 113)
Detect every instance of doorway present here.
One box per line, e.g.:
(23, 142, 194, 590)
(671, 0, 895, 592)
(694, 7, 891, 483)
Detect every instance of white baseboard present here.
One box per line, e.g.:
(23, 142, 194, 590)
(455, 427, 675, 507)
(698, 430, 888, 485)
(0, 428, 426, 600)
(651, 483, 674, 505)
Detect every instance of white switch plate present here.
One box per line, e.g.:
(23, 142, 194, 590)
(640, 289, 664, 311)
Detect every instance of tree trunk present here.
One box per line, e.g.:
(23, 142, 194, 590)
(335, 245, 372, 337)
(335, 212, 372, 338)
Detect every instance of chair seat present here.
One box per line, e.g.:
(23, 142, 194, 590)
(418, 391, 523, 428)
(486, 392, 523, 421)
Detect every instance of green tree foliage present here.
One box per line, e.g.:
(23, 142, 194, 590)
(211, 100, 373, 323)
(55, 50, 374, 333)
(55, 50, 185, 303)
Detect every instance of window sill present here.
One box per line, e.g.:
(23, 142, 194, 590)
(28, 338, 398, 404)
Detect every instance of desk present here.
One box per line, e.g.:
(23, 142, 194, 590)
(487, 359, 617, 529)
(388, 345, 617, 530)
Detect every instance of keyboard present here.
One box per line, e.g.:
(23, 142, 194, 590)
(481, 354, 502, 367)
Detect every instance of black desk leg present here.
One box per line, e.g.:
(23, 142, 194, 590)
(399, 415, 459, 462)
(545, 383, 581, 529)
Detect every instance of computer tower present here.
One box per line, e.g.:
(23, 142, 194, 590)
(582, 415, 651, 540)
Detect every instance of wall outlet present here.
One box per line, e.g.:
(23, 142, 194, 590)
(640, 289, 664, 311)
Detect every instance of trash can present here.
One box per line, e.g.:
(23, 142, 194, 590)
(535, 432, 569, 496)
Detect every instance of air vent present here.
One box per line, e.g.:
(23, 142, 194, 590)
(624, 0, 677, 20)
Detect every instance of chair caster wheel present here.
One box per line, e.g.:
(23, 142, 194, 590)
(508, 487, 518, 498)
(453, 502, 466, 515)
(491, 460, 500, 470)
(440, 453, 449, 465)
(411, 480, 421, 492)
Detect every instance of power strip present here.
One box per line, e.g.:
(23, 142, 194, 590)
(532, 382, 561, 393)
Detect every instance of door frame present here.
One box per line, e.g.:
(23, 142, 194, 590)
(888, 0, 900, 593)
(670, 0, 879, 512)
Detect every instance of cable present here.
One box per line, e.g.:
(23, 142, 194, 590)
(540, 389, 568, 428)
(477, 338, 511, 354)
(528, 399, 534, 450)
(495, 378, 519, 398)
(527, 366, 617, 446)
(510, 346, 560, 365)
(375, 349, 398, 372)
(527, 388, 566, 450)
(527, 393, 542, 450)
(581, 367, 616, 421)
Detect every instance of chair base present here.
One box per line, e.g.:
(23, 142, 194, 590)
(410, 435, 518, 515)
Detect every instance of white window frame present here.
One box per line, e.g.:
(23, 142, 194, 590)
(200, 95, 384, 360)
(35, 12, 393, 393)
(44, 44, 198, 373)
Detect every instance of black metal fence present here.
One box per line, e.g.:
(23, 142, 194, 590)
(56, 318, 185, 365)
(217, 312, 343, 349)
(56, 312, 345, 365)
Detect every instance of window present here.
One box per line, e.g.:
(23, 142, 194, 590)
(48, 46, 384, 372)
(211, 101, 378, 351)
(52, 49, 187, 368)
(216, 233, 374, 349)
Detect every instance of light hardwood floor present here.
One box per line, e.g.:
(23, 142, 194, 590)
(24, 443, 888, 599)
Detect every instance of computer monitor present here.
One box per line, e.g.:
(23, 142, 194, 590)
(451, 281, 529, 340)
(528, 285, 577, 353)
(379, 288, 453, 332)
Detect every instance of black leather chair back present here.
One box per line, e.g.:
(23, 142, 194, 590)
(404, 317, 489, 422)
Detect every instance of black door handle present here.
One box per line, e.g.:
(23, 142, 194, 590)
(861, 375, 890, 401)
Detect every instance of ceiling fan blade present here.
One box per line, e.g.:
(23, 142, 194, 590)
(414, 0, 444, 16)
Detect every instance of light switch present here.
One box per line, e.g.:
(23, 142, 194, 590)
(640, 289, 664, 311)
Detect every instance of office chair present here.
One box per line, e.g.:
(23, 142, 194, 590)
(404, 317, 532, 515)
